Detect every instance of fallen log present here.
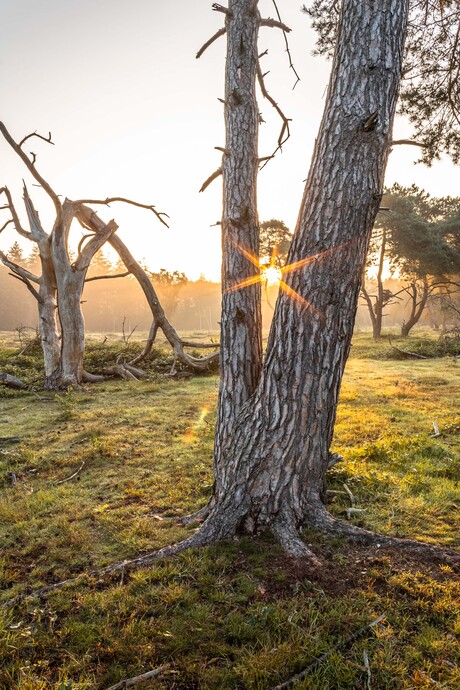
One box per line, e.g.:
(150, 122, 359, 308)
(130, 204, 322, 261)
(388, 338, 429, 360)
(0, 371, 27, 389)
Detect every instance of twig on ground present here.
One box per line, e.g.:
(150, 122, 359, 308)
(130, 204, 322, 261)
(363, 649, 372, 690)
(431, 421, 441, 437)
(56, 460, 86, 485)
(346, 507, 367, 520)
(268, 615, 385, 690)
(343, 483, 356, 507)
(103, 664, 172, 690)
(0, 437, 21, 444)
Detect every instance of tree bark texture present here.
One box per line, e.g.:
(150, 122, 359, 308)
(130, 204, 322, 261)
(202, 0, 409, 554)
(214, 0, 263, 482)
(52, 202, 119, 388)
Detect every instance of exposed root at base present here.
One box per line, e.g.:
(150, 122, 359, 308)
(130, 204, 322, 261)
(180, 502, 213, 525)
(305, 501, 460, 567)
(6, 502, 458, 607)
(3, 530, 212, 607)
(272, 513, 322, 563)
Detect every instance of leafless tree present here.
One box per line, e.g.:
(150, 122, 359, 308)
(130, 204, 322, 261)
(0, 123, 219, 388)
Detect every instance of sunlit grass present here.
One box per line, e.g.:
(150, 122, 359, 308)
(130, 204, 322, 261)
(0, 334, 459, 688)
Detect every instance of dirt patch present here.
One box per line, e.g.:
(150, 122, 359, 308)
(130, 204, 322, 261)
(257, 542, 460, 600)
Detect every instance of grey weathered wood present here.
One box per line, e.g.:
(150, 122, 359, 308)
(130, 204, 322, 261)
(0, 372, 26, 389)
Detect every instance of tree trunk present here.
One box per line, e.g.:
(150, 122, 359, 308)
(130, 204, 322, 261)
(199, 0, 409, 555)
(400, 277, 429, 336)
(361, 229, 387, 338)
(55, 272, 86, 387)
(214, 0, 263, 486)
(37, 242, 61, 389)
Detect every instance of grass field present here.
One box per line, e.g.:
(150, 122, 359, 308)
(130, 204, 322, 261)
(0, 332, 459, 689)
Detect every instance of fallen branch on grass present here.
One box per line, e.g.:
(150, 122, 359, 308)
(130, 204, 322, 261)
(388, 338, 429, 360)
(56, 460, 86, 485)
(0, 371, 27, 389)
(104, 664, 173, 690)
(268, 615, 385, 690)
(431, 421, 441, 438)
(343, 483, 355, 507)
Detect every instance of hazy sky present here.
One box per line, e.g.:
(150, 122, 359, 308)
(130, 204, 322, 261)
(1, 0, 459, 280)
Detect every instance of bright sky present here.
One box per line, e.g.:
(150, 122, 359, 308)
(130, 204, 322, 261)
(1, 0, 459, 281)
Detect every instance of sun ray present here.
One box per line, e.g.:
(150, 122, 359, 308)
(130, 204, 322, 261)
(182, 406, 210, 445)
(279, 280, 322, 316)
(282, 241, 349, 275)
(225, 274, 261, 293)
(233, 243, 260, 268)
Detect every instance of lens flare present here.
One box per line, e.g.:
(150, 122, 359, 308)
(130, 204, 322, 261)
(261, 263, 282, 286)
(182, 406, 210, 445)
(223, 240, 346, 315)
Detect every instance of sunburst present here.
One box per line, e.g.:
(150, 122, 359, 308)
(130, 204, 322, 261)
(224, 241, 343, 315)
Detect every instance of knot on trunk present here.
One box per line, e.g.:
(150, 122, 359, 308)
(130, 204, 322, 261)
(235, 307, 246, 322)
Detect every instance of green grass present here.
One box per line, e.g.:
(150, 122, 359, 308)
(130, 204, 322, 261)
(0, 333, 459, 689)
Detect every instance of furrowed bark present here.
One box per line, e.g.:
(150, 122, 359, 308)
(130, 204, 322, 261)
(214, 0, 263, 485)
(201, 0, 409, 553)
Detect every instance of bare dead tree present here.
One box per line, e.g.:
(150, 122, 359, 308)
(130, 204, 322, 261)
(0, 122, 200, 387)
(0, 181, 60, 389)
(75, 204, 220, 373)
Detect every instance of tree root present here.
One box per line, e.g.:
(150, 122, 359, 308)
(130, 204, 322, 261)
(272, 512, 322, 562)
(3, 530, 213, 607)
(180, 501, 213, 525)
(305, 500, 460, 566)
(6, 499, 458, 608)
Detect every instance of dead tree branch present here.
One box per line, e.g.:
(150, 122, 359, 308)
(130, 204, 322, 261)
(56, 460, 86, 485)
(8, 272, 43, 303)
(181, 339, 220, 349)
(269, 615, 385, 690)
(85, 271, 131, 283)
(0, 186, 30, 239)
(18, 130, 54, 149)
(0, 218, 13, 233)
(129, 320, 159, 365)
(391, 139, 426, 147)
(212, 3, 232, 16)
(74, 197, 169, 228)
(270, 0, 301, 88)
(104, 665, 172, 690)
(75, 208, 220, 373)
(0, 250, 40, 284)
(0, 122, 62, 221)
(256, 62, 291, 165)
(388, 337, 430, 359)
(199, 167, 223, 193)
(0, 371, 27, 390)
(260, 18, 291, 32)
(196, 28, 227, 59)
